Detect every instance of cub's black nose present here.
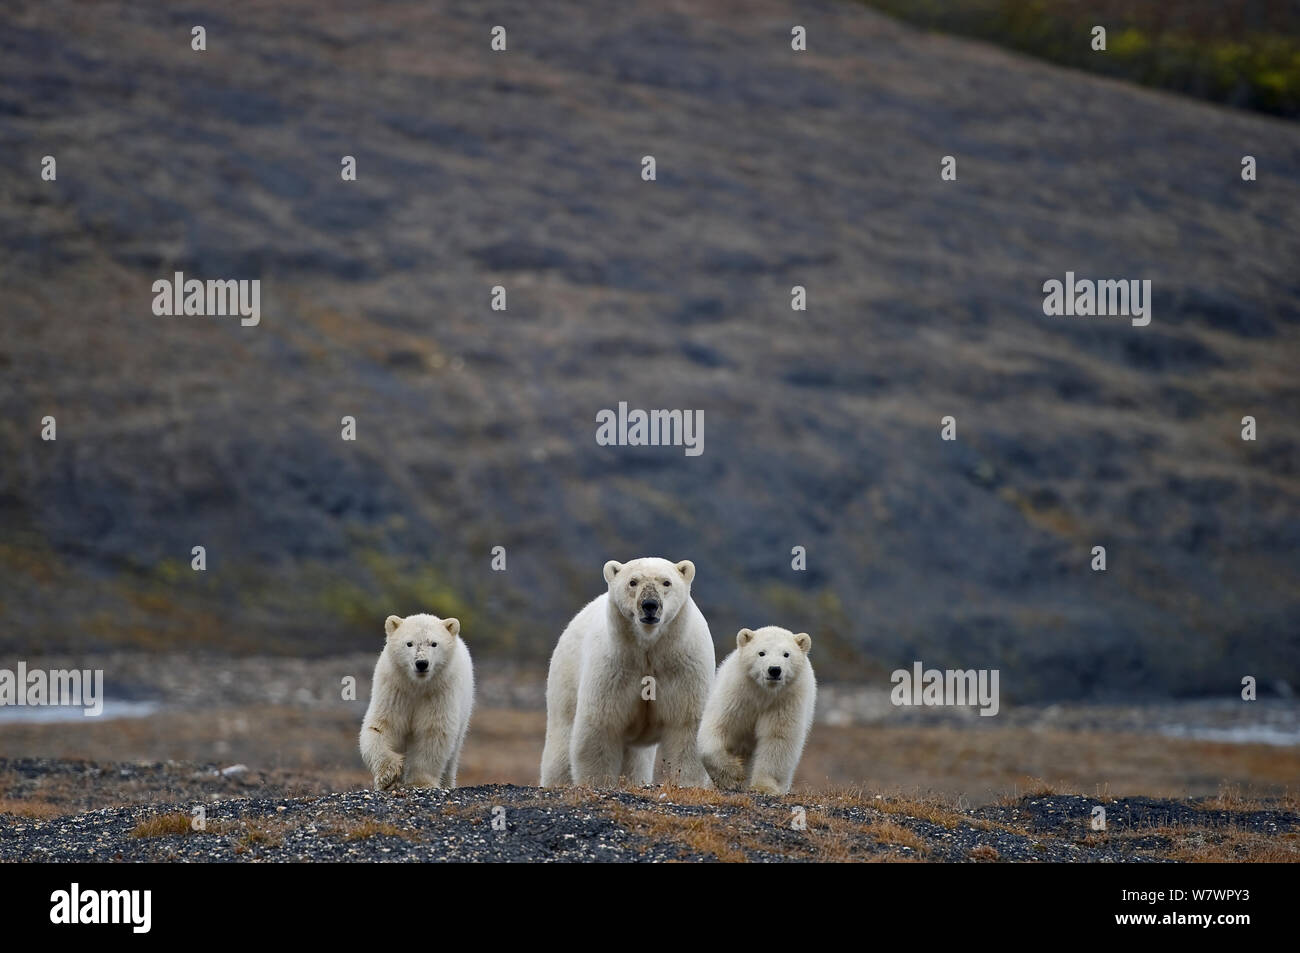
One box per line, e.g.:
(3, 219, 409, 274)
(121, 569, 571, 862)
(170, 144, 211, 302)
(415, 659, 429, 672)
(767, 666, 782, 679)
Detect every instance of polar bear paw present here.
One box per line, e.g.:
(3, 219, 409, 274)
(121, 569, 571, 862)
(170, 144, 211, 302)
(373, 753, 405, 791)
(703, 752, 746, 790)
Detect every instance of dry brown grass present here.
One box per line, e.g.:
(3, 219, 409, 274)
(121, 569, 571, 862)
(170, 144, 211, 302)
(1145, 826, 1300, 863)
(969, 844, 1000, 861)
(1017, 777, 1060, 798)
(233, 820, 285, 853)
(655, 781, 758, 810)
(439, 802, 480, 821)
(548, 780, 1045, 863)
(1203, 783, 1248, 810)
(129, 812, 196, 838)
(1198, 784, 1300, 813)
(801, 725, 1300, 807)
(571, 783, 803, 862)
(994, 779, 1111, 807)
(598, 785, 940, 863)
(872, 794, 1026, 836)
(0, 797, 65, 819)
(6, 706, 1300, 812)
(335, 819, 417, 841)
(558, 785, 600, 807)
(799, 809, 929, 861)
(607, 803, 751, 863)
(862, 818, 929, 852)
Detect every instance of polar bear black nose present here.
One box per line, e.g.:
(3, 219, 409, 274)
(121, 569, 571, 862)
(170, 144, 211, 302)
(415, 659, 429, 672)
(767, 666, 782, 679)
(641, 598, 660, 614)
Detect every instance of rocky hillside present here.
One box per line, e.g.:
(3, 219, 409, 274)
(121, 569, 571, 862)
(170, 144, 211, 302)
(1, 0, 1298, 699)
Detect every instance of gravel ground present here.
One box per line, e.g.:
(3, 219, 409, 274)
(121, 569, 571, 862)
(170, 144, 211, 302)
(2, 758, 1295, 862)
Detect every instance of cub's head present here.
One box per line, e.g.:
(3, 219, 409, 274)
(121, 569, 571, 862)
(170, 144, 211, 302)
(736, 626, 811, 691)
(603, 557, 695, 636)
(384, 613, 460, 681)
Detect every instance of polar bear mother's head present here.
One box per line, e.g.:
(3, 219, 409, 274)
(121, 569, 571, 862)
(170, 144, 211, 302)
(737, 626, 811, 692)
(603, 557, 695, 635)
(384, 613, 461, 683)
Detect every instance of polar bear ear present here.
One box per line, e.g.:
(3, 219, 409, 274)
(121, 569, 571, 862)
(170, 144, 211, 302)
(675, 560, 696, 584)
(794, 632, 812, 654)
(603, 560, 623, 584)
(737, 628, 755, 648)
(384, 615, 404, 637)
(442, 617, 461, 639)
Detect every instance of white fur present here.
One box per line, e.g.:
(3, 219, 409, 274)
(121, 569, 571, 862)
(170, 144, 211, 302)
(541, 557, 715, 788)
(698, 626, 816, 795)
(360, 613, 474, 790)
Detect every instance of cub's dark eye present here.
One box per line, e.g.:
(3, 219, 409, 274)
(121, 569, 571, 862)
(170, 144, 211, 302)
(432, 642, 438, 648)
(758, 651, 766, 657)
(406, 641, 413, 647)
(629, 579, 638, 587)
(783, 652, 790, 658)
(662, 581, 670, 588)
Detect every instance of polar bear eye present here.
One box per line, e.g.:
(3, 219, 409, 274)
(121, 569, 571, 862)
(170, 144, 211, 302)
(431, 642, 438, 648)
(406, 641, 413, 648)
(662, 580, 670, 588)
(783, 652, 790, 658)
(628, 579, 638, 587)
(758, 651, 765, 657)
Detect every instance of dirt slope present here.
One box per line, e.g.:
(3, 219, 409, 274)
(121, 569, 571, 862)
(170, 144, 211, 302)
(1, 0, 1298, 699)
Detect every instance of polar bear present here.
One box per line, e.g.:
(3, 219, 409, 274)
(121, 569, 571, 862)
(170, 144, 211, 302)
(360, 613, 474, 790)
(698, 626, 816, 795)
(540, 557, 715, 788)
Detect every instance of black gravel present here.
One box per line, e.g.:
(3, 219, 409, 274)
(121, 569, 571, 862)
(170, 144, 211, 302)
(0, 784, 707, 863)
(3, 759, 1296, 862)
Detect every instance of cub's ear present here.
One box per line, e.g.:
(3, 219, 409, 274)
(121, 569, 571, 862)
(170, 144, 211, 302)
(737, 628, 755, 648)
(603, 560, 624, 585)
(442, 617, 461, 639)
(675, 560, 696, 584)
(384, 615, 403, 637)
(794, 632, 812, 654)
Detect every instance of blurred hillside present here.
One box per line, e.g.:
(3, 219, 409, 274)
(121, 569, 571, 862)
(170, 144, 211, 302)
(1, 0, 1298, 700)
(862, 0, 1300, 117)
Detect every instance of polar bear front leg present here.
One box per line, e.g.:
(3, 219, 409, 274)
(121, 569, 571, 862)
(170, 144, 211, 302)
(696, 703, 742, 789)
(620, 744, 656, 786)
(748, 723, 802, 796)
(440, 735, 465, 789)
(658, 722, 713, 788)
(571, 719, 624, 787)
(361, 724, 405, 791)
(698, 731, 746, 790)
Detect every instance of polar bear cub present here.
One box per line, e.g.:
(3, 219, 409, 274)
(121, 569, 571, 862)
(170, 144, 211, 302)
(541, 557, 715, 788)
(360, 613, 474, 790)
(698, 626, 816, 795)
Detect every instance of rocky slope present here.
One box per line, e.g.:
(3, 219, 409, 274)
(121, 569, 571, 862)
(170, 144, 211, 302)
(1, 0, 1298, 699)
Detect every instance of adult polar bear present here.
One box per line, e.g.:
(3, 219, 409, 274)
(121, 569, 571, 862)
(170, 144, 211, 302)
(541, 557, 714, 788)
